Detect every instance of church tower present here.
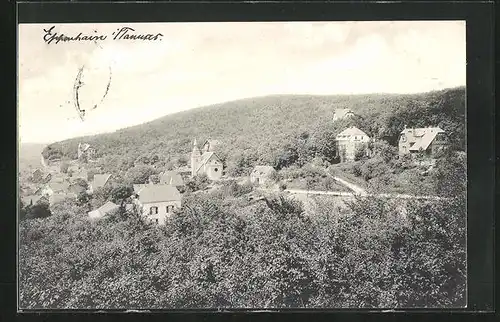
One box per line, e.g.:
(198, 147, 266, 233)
(191, 138, 202, 177)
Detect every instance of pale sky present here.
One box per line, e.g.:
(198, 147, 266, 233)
(18, 21, 466, 143)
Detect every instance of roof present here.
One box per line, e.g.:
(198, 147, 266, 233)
(41, 173, 52, 183)
(88, 201, 119, 219)
(98, 201, 120, 214)
(49, 193, 76, 205)
(401, 127, 445, 151)
(159, 171, 184, 185)
(138, 184, 181, 204)
(92, 174, 111, 189)
(251, 166, 275, 177)
(133, 183, 153, 194)
(32, 169, 43, 175)
(48, 181, 70, 192)
(333, 109, 354, 119)
(336, 126, 369, 138)
(195, 152, 221, 173)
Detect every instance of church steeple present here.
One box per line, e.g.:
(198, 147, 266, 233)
(191, 138, 202, 177)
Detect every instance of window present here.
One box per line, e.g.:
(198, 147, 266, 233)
(166, 205, 174, 213)
(155, 219, 159, 224)
(401, 135, 406, 142)
(150, 206, 158, 215)
(214, 168, 219, 172)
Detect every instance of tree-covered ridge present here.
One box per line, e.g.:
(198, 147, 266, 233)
(41, 86, 465, 176)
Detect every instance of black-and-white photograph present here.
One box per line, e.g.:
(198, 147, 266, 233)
(18, 21, 466, 310)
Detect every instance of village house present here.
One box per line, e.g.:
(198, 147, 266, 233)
(42, 181, 70, 196)
(191, 139, 223, 181)
(134, 184, 182, 225)
(398, 126, 449, 157)
(336, 126, 371, 162)
(89, 173, 112, 193)
(333, 108, 355, 122)
(159, 171, 184, 186)
(88, 201, 120, 219)
(250, 166, 276, 185)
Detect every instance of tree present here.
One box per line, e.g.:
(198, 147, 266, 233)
(76, 191, 91, 210)
(354, 145, 367, 162)
(60, 162, 69, 174)
(25, 202, 52, 219)
(125, 165, 157, 184)
(149, 174, 160, 184)
(111, 184, 134, 206)
(185, 174, 210, 193)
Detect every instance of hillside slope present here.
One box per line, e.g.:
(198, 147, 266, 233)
(42, 86, 465, 174)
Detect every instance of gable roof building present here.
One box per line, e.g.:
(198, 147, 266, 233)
(398, 126, 448, 156)
(135, 184, 182, 226)
(191, 139, 223, 181)
(336, 126, 370, 141)
(138, 184, 182, 204)
(88, 201, 120, 219)
(47, 181, 70, 194)
(336, 126, 371, 162)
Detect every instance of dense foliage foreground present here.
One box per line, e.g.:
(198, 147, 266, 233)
(19, 187, 466, 309)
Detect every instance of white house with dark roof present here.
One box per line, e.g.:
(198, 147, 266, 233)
(190, 139, 223, 180)
(134, 184, 182, 225)
(398, 126, 448, 157)
(336, 126, 371, 162)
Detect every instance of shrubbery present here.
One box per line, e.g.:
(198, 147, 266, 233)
(19, 187, 466, 309)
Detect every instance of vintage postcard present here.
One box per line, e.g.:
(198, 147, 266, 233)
(18, 21, 466, 310)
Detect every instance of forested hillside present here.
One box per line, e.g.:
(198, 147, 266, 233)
(21, 87, 467, 309)
(42, 86, 465, 177)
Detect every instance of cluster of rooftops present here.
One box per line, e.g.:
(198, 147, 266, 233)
(21, 110, 449, 220)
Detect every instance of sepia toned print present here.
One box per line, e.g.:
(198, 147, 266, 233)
(18, 21, 466, 309)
